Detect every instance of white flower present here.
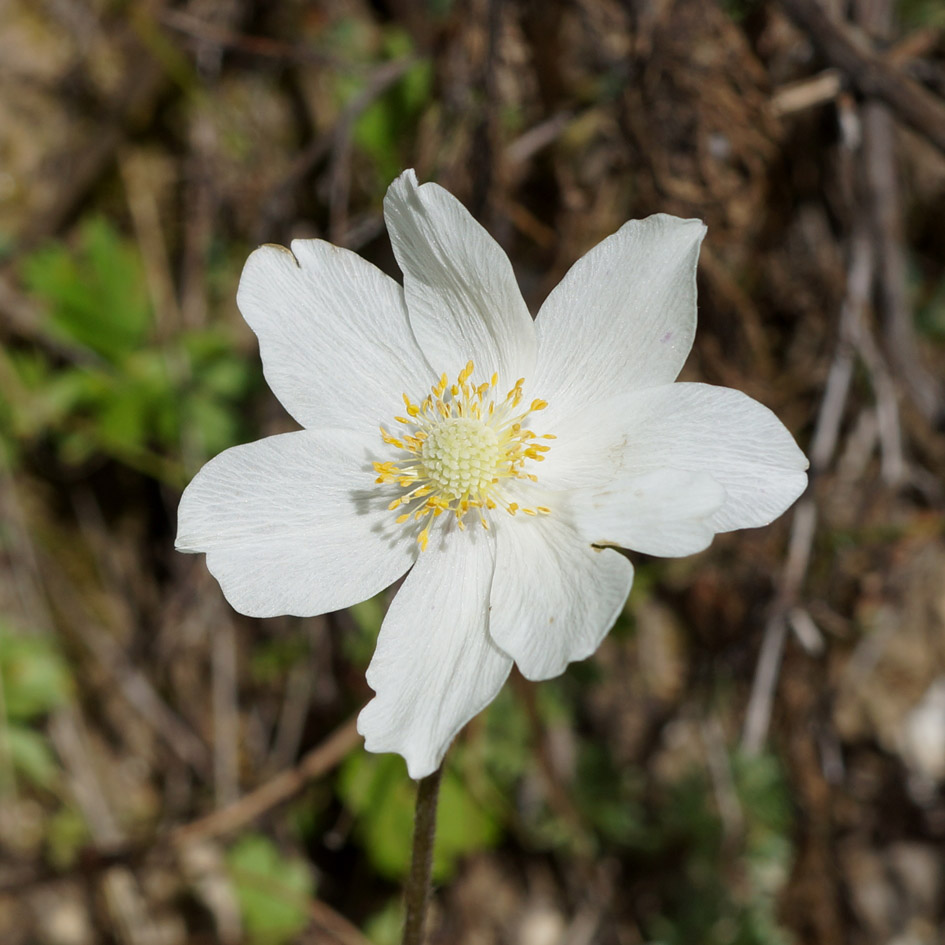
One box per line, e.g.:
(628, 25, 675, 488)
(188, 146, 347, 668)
(176, 169, 808, 779)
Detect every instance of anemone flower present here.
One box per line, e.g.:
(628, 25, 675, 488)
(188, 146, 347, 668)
(177, 169, 808, 778)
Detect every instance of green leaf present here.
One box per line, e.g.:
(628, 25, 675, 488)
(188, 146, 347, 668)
(337, 753, 413, 880)
(338, 752, 501, 882)
(573, 740, 648, 848)
(916, 272, 945, 340)
(0, 628, 72, 722)
(249, 636, 309, 685)
(95, 379, 151, 452)
(46, 805, 90, 869)
(344, 595, 387, 666)
(480, 686, 531, 785)
(22, 217, 151, 361)
(899, 0, 945, 28)
(5, 725, 60, 790)
(226, 833, 315, 945)
(180, 329, 258, 459)
(13, 220, 252, 474)
(435, 764, 502, 877)
(363, 898, 403, 945)
(353, 58, 432, 184)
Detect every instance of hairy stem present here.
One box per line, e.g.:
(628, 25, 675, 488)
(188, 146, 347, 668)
(401, 765, 443, 945)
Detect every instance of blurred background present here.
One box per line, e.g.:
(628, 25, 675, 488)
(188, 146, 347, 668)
(1, 0, 944, 943)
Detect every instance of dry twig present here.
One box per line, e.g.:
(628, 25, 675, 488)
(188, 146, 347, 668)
(856, 0, 943, 424)
(778, 0, 945, 157)
(741, 227, 874, 755)
(171, 715, 360, 846)
(0, 715, 360, 893)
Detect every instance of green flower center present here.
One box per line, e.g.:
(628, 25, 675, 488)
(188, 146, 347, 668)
(420, 417, 500, 501)
(373, 361, 555, 550)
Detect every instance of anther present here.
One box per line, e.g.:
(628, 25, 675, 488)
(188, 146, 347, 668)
(375, 363, 555, 548)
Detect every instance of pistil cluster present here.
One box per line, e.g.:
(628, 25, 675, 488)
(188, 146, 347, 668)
(373, 361, 554, 550)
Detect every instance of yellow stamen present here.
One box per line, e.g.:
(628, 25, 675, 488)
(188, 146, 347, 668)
(373, 363, 555, 549)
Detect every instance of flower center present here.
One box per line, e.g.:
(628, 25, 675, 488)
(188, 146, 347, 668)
(421, 417, 500, 500)
(373, 361, 554, 550)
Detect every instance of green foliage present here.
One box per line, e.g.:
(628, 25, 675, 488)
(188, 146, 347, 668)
(226, 833, 315, 945)
(425, 0, 455, 17)
(0, 627, 72, 721)
(363, 898, 403, 945)
(178, 329, 258, 461)
(344, 594, 387, 666)
(0, 625, 71, 792)
(4, 726, 60, 790)
(334, 634, 792, 945)
(899, 0, 945, 28)
(475, 672, 794, 945)
(330, 27, 432, 190)
(721, 0, 761, 23)
(643, 751, 794, 945)
(0, 231, 14, 264)
(46, 804, 91, 869)
(573, 741, 649, 849)
(915, 271, 945, 341)
(479, 686, 531, 786)
(5, 218, 255, 478)
(22, 218, 151, 360)
(436, 758, 503, 872)
(338, 751, 501, 882)
(249, 635, 310, 685)
(354, 66, 433, 186)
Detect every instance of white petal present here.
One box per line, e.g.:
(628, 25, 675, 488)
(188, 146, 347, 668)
(236, 240, 433, 436)
(545, 383, 808, 534)
(358, 528, 511, 779)
(488, 514, 633, 681)
(532, 214, 705, 421)
(569, 469, 726, 556)
(384, 169, 536, 383)
(176, 430, 415, 617)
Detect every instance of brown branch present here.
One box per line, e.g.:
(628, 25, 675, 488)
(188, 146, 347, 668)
(778, 0, 945, 157)
(171, 716, 360, 846)
(256, 57, 416, 245)
(770, 69, 843, 116)
(855, 0, 944, 424)
(158, 9, 348, 69)
(309, 897, 375, 945)
(0, 716, 361, 893)
(741, 226, 874, 755)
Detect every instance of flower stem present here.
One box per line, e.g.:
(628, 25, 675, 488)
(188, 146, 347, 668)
(401, 765, 443, 945)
